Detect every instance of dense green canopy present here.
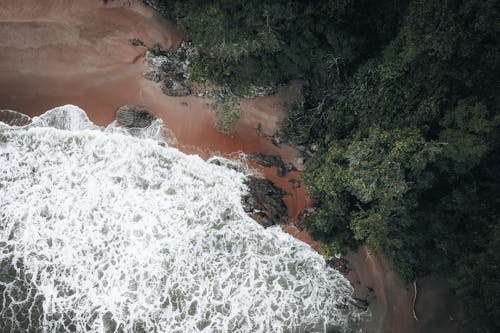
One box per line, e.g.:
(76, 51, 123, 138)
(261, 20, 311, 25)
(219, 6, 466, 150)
(159, 0, 500, 330)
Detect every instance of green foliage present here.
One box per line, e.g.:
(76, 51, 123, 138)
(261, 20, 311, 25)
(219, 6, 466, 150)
(304, 127, 441, 280)
(438, 98, 500, 175)
(298, 0, 500, 329)
(452, 224, 500, 331)
(211, 99, 241, 133)
(155, 0, 500, 330)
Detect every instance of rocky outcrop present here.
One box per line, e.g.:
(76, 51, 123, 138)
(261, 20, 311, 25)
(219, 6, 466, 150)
(327, 257, 351, 275)
(116, 105, 155, 128)
(0, 109, 31, 126)
(161, 78, 190, 96)
(242, 177, 288, 227)
(247, 153, 296, 177)
(144, 42, 195, 97)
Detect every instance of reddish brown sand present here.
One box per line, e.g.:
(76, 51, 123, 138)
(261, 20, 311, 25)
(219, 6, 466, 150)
(346, 247, 470, 333)
(0, 1, 469, 332)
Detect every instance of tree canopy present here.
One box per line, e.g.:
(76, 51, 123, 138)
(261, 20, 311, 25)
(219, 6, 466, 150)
(158, 0, 500, 330)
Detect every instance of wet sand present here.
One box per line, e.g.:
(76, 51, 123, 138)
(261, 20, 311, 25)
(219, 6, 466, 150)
(346, 246, 469, 333)
(0, 1, 468, 332)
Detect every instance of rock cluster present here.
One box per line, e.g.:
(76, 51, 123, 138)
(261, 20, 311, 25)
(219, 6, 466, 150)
(0, 110, 31, 126)
(116, 105, 155, 128)
(144, 42, 196, 97)
(246, 153, 296, 177)
(326, 257, 351, 275)
(242, 177, 288, 227)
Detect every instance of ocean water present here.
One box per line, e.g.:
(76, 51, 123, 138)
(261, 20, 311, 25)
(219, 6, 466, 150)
(0, 106, 358, 332)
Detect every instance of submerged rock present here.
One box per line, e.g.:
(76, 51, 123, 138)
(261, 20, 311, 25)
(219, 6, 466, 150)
(116, 105, 155, 128)
(0, 109, 31, 126)
(242, 177, 288, 227)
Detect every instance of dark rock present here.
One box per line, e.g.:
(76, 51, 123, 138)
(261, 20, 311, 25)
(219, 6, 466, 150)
(116, 105, 155, 128)
(247, 153, 296, 177)
(160, 58, 176, 73)
(129, 38, 145, 47)
(160, 79, 191, 97)
(248, 153, 283, 168)
(352, 297, 369, 309)
(207, 157, 245, 173)
(326, 257, 351, 275)
(0, 110, 31, 126)
(144, 70, 161, 83)
(242, 177, 288, 227)
(145, 42, 196, 97)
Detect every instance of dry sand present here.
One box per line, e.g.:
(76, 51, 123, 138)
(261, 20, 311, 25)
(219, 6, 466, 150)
(0, 1, 469, 332)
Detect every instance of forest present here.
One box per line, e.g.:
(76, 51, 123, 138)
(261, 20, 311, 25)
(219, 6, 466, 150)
(157, 0, 500, 330)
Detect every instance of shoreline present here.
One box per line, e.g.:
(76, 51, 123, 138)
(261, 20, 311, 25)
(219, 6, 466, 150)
(0, 1, 467, 332)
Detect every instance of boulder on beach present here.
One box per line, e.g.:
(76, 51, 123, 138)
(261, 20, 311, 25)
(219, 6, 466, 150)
(144, 41, 195, 97)
(242, 177, 288, 227)
(116, 105, 155, 128)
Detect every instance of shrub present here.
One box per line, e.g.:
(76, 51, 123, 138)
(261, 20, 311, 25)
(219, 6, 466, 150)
(211, 99, 241, 133)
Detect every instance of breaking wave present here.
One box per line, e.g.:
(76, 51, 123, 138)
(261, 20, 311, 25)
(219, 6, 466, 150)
(0, 105, 359, 332)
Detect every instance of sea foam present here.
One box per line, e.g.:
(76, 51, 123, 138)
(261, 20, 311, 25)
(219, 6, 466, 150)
(0, 105, 358, 332)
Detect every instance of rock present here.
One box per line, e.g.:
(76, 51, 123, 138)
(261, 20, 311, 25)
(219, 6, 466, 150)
(247, 153, 296, 177)
(207, 156, 246, 173)
(326, 257, 351, 275)
(277, 165, 287, 177)
(144, 42, 197, 97)
(160, 79, 191, 96)
(116, 105, 155, 128)
(271, 134, 282, 146)
(248, 153, 283, 168)
(242, 177, 287, 227)
(129, 38, 145, 47)
(0, 110, 31, 126)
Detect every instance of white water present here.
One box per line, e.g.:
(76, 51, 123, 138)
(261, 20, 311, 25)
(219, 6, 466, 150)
(0, 105, 358, 332)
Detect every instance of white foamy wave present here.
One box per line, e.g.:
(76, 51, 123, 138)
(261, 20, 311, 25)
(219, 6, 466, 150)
(0, 106, 359, 332)
(31, 105, 99, 131)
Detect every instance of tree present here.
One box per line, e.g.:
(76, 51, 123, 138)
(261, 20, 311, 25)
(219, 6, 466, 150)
(156, 0, 500, 329)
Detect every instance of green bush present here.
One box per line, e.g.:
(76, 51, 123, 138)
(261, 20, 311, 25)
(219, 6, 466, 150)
(211, 100, 241, 134)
